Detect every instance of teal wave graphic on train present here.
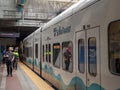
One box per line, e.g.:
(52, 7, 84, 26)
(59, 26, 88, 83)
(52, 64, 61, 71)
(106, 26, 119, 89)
(43, 64, 105, 90)
(27, 58, 40, 68)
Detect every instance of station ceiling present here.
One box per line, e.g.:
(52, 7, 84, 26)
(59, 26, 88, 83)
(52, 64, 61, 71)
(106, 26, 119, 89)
(0, 0, 78, 42)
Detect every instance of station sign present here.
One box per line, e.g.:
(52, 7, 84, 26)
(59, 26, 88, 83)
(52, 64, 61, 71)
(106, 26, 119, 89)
(0, 33, 20, 38)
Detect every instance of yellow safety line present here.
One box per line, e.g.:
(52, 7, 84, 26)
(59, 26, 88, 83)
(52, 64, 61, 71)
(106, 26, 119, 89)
(19, 62, 54, 90)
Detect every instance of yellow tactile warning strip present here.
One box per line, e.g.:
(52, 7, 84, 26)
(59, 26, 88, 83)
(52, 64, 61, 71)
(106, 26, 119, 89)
(19, 62, 54, 90)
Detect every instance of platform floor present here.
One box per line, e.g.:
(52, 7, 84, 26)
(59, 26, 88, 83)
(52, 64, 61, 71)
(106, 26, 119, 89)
(0, 62, 54, 90)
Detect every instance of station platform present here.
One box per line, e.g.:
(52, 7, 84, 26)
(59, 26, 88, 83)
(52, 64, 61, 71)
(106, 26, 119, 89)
(0, 62, 54, 90)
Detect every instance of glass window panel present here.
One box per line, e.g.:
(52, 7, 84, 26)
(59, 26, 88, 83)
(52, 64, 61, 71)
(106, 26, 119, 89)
(78, 39, 85, 73)
(88, 37, 97, 76)
(53, 43, 60, 68)
(35, 44, 38, 58)
(109, 21, 120, 75)
(49, 44, 51, 63)
(42, 45, 44, 62)
(62, 41, 73, 72)
(46, 44, 48, 62)
(28, 47, 32, 57)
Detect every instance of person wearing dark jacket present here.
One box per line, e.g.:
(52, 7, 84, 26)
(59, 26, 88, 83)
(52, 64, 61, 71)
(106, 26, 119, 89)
(5, 47, 14, 77)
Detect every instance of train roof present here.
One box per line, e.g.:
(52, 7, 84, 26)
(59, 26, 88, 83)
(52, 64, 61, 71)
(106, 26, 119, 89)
(42, 0, 99, 31)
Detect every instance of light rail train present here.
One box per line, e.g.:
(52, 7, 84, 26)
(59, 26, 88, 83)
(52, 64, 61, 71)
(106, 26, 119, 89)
(22, 0, 120, 90)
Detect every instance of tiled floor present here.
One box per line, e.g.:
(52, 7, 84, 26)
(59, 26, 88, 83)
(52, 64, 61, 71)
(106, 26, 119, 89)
(0, 64, 39, 90)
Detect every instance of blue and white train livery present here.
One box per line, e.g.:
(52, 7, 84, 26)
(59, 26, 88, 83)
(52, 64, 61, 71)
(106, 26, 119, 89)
(22, 0, 120, 90)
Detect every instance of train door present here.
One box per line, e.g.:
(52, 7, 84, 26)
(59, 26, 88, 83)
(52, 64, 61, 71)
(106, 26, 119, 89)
(76, 30, 87, 90)
(86, 27, 100, 90)
(33, 42, 40, 74)
(75, 27, 101, 90)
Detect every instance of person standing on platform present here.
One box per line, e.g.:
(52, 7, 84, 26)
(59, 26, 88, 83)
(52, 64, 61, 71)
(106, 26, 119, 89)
(13, 47, 19, 70)
(5, 47, 14, 77)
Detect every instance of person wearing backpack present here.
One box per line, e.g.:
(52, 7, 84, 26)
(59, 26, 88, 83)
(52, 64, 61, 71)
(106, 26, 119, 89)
(5, 47, 14, 77)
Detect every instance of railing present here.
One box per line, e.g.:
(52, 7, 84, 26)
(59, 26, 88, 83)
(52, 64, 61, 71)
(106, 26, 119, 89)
(0, 10, 54, 26)
(2, 10, 21, 19)
(23, 12, 56, 21)
(0, 9, 56, 27)
(1, 10, 56, 21)
(16, 20, 44, 27)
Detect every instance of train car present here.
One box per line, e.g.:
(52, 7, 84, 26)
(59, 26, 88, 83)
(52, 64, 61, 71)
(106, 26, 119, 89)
(33, 28, 42, 75)
(41, 0, 120, 90)
(23, 28, 42, 75)
(23, 33, 34, 69)
(23, 0, 120, 90)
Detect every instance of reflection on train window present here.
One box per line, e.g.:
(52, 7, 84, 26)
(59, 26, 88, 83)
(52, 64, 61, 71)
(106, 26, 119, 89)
(62, 41, 73, 73)
(35, 44, 38, 58)
(88, 37, 97, 76)
(53, 43, 60, 68)
(46, 44, 48, 62)
(78, 39, 85, 73)
(109, 21, 120, 75)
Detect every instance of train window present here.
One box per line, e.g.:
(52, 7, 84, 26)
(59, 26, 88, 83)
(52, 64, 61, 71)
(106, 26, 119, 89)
(78, 39, 85, 73)
(23, 47, 26, 57)
(23, 46, 26, 55)
(42, 45, 44, 62)
(29, 47, 32, 57)
(46, 44, 51, 63)
(109, 21, 120, 75)
(62, 41, 73, 73)
(27, 47, 29, 57)
(88, 37, 97, 76)
(26, 47, 29, 57)
(35, 44, 38, 58)
(53, 43, 60, 68)
(49, 44, 51, 63)
(25, 47, 28, 57)
(26, 48, 28, 57)
(46, 44, 48, 62)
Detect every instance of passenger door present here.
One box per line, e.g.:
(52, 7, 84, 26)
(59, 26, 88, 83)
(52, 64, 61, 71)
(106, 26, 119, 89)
(75, 27, 101, 90)
(33, 43, 40, 74)
(86, 27, 101, 90)
(76, 30, 87, 90)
